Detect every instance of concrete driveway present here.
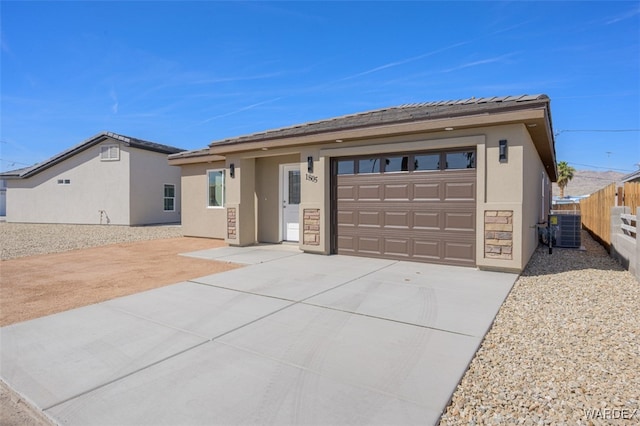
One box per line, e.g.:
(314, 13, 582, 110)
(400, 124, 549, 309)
(1, 245, 518, 425)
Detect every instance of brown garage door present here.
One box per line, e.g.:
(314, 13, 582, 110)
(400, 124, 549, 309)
(334, 150, 476, 266)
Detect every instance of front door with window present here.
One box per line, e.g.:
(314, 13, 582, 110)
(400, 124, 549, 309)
(282, 164, 301, 242)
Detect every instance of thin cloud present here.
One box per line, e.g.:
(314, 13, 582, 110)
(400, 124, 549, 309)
(201, 97, 283, 124)
(191, 71, 287, 85)
(338, 41, 470, 82)
(605, 7, 640, 25)
(441, 53, 519, 73)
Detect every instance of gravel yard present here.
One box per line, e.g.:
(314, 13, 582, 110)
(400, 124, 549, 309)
(0, 222, 183, 260)
(441, 231, 639, 425)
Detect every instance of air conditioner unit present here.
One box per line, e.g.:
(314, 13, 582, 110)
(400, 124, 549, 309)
(549, 213, 581, 248)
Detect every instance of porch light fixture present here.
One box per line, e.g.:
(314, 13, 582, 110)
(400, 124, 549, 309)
(307, 156, 314, 173)
(499, 139, 508, 163)
(229, 163, 235, 178)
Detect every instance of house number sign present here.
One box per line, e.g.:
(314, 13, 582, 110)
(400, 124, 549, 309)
(305, 173, 318, 183)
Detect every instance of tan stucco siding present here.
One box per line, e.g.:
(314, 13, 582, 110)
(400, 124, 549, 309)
(300, 147, 329, 254)
(255, 154, 299, 243)
(521, 126, 550, 269)
(128, 147, 182, 225)
(225, 157, 256, 246)
(179, 162, 226, 238)
(475, 123, 549, 271)
(6, 142, 131, 224)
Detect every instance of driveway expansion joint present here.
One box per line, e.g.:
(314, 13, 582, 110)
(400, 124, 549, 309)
(42, 340, 210, 412)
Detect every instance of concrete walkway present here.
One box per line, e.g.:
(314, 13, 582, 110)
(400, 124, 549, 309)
(1, 246, 518, 425)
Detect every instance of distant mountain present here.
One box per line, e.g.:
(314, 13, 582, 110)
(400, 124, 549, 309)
(552, 170, 625, 197)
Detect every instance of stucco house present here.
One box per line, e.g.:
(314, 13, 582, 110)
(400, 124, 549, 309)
(1, 132, 184, 225)
(621, 169, 640, 184)
(168, 95, 557, 272)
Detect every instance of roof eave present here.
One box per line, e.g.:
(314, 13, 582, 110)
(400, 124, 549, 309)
(168, 155, 226, 166)
(15, 132, 114, 179)
(207, 108, 550, 154)
(8, 132, 184, 179)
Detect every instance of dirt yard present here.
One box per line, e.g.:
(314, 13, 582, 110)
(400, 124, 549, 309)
(1, 234, 243, 425)
(0, 237, 241, 327)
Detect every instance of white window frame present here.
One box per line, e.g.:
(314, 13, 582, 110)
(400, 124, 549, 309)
(207, 169, 225, 208)
(100, 144, 120, 161)
(163, 184, 176, 212)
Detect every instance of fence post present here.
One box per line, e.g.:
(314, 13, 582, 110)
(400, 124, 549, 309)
(610, 206, 629, 268)
(616, 186, 623, 206)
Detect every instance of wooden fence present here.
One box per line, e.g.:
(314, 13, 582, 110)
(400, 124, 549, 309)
(580, 181, 640, 249)
(551, 202, 581, 212)
(624, 181, 640, 212)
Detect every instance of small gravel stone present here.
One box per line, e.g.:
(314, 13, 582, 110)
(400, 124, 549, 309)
(440, 230, 639, 425)
(0, 223, 183, 260)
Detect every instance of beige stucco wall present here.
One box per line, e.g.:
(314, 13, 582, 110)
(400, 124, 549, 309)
(476, 124, 550, 271)
(255, 154, 299, 243)
(225, 157, 256, 246)
(129, 147, 182, 225)
(521, 126, 550, 268)
(179, 162, 226, 238)
(6, 142, 131, 224)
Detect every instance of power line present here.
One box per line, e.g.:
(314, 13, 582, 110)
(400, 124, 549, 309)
(556, 129, 640, 133)
(0, 158, 31, 167)
(567, 161, 634, 172)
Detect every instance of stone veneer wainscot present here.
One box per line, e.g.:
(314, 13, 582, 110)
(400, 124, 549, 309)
(227, 207, 236, 240)
(303, 208, 320, 246)
(485, 210, 513, 259)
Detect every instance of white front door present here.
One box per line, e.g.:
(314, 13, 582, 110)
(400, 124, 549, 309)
(281, 164, 300, 242)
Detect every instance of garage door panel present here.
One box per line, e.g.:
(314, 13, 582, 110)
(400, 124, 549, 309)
(384, 211, 410, 228)
(444, 181, 475, 201)
(413, 211, 441, 230)
(337, 210, 356, 226)
(444, 212, 475, 232)
(357, 211, 381, 227)
(337, 185, 356, 201)
(357, 237, 381, 254)
(413, 183, 441, 200)
(337, 235, 355, 252)
(384, 238, 410, 257)
(412, 240, 441, 260)
(384, 184, 411, 200)
(443, 241, 475, 264)
(357, 185, 382, 200)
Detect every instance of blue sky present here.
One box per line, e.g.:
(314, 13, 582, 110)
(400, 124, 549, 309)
(1, 1, 639, 175)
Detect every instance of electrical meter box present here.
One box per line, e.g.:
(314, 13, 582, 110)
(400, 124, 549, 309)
(549, 213, 581, 248)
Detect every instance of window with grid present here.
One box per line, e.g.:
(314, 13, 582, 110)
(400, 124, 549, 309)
(207, 169, 225, 207)
(164, 184, 175, 211)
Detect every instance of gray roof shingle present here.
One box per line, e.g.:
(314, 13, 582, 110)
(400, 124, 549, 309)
(208, 94, 550, 147)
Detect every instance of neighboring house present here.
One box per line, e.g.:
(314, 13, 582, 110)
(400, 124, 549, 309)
(1, 132, 184, 225)
(169, 95, 557, 272)
(621, 169, 640, 184)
